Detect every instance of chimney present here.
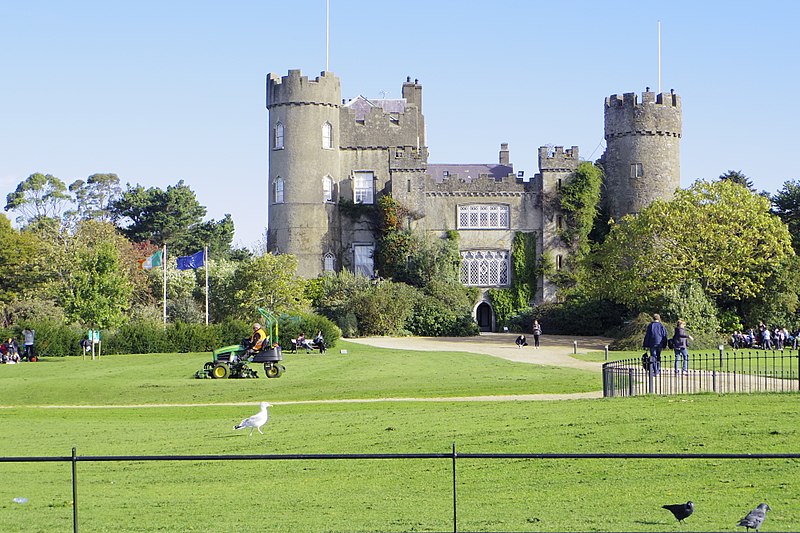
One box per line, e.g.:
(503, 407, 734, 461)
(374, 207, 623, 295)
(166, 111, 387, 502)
(499, 143, 510, 166)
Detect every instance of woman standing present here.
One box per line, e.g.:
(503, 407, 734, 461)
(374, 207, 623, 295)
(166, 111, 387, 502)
(531, 320, 542, 349)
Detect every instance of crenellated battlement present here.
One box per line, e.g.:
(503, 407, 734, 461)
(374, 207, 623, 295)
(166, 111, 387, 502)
(605, 89, 681, 110)
(538, 146, 580, 171)
(267, 69, 341, 109)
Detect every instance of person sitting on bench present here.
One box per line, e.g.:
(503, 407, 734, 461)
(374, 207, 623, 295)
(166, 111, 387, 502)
(296, 332, 314, 353)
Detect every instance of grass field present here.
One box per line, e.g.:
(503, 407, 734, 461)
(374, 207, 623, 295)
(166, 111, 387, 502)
(1, 341, 798, 532)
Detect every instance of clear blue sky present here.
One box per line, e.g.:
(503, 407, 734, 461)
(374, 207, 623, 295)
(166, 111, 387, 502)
(2, 0, 798, 247)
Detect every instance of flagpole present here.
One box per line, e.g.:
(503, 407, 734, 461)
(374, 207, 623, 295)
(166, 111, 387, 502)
(204, 245, 209, 326)
(326, 0, 330, 71)
(162, 244, 167, 326)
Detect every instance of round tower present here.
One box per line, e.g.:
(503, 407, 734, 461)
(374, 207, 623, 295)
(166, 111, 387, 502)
(266, 70, 341, 278)
(603, 89, 681, 221)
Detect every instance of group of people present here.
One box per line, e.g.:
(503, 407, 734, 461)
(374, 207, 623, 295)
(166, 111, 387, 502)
(1, 329, 35, 364)
(730, 324, 798, 350)
(643, 314, 693, 376)
(291, 331, 326, 354)
(515, 319, 543, 349)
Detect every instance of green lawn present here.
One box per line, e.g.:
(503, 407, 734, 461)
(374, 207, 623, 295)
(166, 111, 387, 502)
(0, 341, 798, 532)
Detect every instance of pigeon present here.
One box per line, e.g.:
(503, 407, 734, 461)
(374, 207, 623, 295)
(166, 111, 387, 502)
(662, 501, 694, 524)
(234, 402, 271, 436)
(737, 503, 770, 532)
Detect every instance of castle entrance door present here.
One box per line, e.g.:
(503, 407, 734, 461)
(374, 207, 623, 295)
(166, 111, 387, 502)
(476, 302, 493, 332)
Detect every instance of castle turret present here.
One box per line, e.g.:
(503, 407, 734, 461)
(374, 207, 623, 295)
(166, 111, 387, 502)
(266, 70, 341, 277)
(603, 89, 681, 221)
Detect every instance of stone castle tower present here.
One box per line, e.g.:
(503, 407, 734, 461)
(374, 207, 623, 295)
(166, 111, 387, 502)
(602, 89, 682, 221)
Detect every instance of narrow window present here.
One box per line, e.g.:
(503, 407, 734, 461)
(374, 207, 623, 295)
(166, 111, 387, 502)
(406, 179, 411, 193)
(323, 176, 334, 202)
(274, 122, 284, 149)
(323, 252, 335, 272)
(322, 122, 333, 149)
(353, 171, 374, 204)
(630, 163, 644, 178)
(353, 244, 374, 277)
(556, 254, 563, 270)
(557, 178, 562, 190)
(274, 177, 284, 203)
(556, 215, 563, 230)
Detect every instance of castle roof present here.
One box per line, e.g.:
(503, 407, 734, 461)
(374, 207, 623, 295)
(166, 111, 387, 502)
(427, 163, 514, 183)
(344, 95, 406, 121)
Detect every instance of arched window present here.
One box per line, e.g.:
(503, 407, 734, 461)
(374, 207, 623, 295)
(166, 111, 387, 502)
(323, 252, 336, 272)
(274, 177, 284, 204)
(322, 175, 334, 202)
(322, 122, 333, 149)
(274, 122, 284, 149)
(459, 250, 510, 287)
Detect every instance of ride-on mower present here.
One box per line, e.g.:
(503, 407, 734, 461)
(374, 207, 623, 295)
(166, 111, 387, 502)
(195, 308, 285, 379)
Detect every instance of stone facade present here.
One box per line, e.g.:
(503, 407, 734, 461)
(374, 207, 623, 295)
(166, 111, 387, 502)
(266, 70, 681, 329)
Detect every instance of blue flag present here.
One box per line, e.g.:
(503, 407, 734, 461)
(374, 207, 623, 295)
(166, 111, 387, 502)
(176, 250, 205, 270)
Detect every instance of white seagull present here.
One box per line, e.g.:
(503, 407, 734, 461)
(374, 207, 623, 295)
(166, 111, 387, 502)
(234, 402, 271, 436)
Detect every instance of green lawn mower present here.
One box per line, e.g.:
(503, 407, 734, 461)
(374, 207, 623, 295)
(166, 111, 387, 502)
(195, 308, 285, 379)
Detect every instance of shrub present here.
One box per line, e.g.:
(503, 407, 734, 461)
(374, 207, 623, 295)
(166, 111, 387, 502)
(350, 281, 419, 336)
(278, 312, 341, 350)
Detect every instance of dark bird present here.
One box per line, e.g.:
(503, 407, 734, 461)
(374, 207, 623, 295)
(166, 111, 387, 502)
(662, 501, 694, 524)
(737, 503, 771, 532)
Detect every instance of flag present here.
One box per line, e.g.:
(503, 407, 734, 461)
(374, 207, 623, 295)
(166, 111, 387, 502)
(138, 250, 163, 270)
(176, 249, 205, 270)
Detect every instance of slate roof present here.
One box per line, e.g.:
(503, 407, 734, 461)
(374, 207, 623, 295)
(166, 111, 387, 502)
(426, 163, 515, 183)
(344, 95, 407, 121)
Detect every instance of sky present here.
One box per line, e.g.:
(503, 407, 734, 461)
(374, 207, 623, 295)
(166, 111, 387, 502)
(2, 0, 798, 248)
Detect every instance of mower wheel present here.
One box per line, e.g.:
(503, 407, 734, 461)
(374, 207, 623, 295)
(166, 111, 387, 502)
(210, 363, 229, 379)
(264, 364, 282, 378)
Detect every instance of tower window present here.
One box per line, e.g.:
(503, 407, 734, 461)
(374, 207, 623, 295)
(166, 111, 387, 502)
(323, 176, 334, 203)
(274, 177, 284, 204)
(353, 244, 374, 277)
(353, 171, 374, 204)
(322, 122, 333, 149)
(557, 215, 563, 230)
(630, 163, 644, 178)
(556, 254, 563, 270)
(274, 122, 284, 149)
(323, 252, 336, 272)
(557, 179, 562, 190)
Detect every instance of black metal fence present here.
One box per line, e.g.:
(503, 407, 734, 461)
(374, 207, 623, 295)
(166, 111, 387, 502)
(602, 349, 800, 397)
(3, 446, 800, 533)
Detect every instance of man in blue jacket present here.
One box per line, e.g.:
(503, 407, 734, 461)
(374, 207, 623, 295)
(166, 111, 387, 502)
(643, 313, 668, 375)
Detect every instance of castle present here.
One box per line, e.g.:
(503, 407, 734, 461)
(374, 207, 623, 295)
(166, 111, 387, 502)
(266, 69, 681, 331)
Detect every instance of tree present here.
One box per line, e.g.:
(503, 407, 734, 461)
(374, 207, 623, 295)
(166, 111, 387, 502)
(60, 239, 134, 328)
(591, 179, 794, 309)
(217, 253, 308, 320)
(0, 214, 47, 306)
(4, 173, 70, 224)
(111, 180, 233, 255)
(717, 170, 755, 192)
(771, 179, 800, 253)
(67, 173, 122, 222)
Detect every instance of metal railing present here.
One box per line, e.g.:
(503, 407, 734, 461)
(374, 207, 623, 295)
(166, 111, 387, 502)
(3, 446, 800, 533)
(602, 349, 800, 397)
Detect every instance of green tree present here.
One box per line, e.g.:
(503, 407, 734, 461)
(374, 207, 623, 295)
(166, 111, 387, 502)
(4, 173, 70, 224)
(0, 214, 47, 307)
(67, 173, 122, 222)
(60, 239, 134, 328)
(111, 180, 233, 256)
(218, 254, 308, 320)
(591, 179, 794, 309)
(717, 169, 755, 192)
(771, 179, 800, 253)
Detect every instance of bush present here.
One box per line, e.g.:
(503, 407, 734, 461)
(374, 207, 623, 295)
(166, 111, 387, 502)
(407, 295, 477, 337)
(278, 312, 341, 350)
(522, 299, 628, 336)
(349, 281, 419, 336)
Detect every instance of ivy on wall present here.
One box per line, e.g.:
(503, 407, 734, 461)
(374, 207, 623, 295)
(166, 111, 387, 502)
(489, 231, 538, 326)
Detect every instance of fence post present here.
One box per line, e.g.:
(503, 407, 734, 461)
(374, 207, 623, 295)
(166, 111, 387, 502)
(72, 446, 78, 533)
(573, 341, 577, 354)
(719, 344, 724, 366)
(604, 345, 609, 361)
(452, 441, 457, 533)
(628, 368, 635, 397)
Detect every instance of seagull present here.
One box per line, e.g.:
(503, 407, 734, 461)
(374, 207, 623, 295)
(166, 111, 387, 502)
(234, 402, 271, 436)
(662, 501, 694, 524)
(737, 503, 771, 532)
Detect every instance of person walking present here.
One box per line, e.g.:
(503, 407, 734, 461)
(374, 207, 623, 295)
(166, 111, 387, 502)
(643, 314, 667, 376)
(22, 328, 35, 362)
(672, 320, 693, 375)
(531, 319, 542, 349)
